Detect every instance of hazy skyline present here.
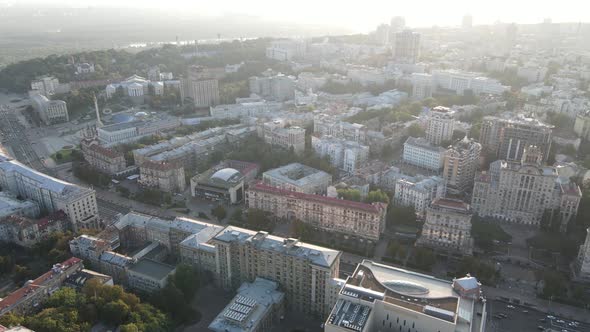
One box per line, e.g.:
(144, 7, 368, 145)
(9, 0, 590, 32)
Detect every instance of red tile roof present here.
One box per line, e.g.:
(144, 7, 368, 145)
(0, 257, 82, 312)
(431, 198, 470, 212)
(249, 181, 386, 214)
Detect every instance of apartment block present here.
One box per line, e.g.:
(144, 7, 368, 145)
(246, 181, 387, 241)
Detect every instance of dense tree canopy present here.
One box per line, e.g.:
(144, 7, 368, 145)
(0, 281, 170, 332)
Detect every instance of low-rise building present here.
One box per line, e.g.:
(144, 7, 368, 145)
(262, 163, 332, 195)
(0, 257, 83, 316)
(324, 260, 486, 332)
(127, 258, 176, 293)
(402, 137, 447, 172)
(63, 268, 114, 290)
(191, 160, 259, 203)
(209, 277, 285, 332)
(417, 198, 474, 256)
(246, 181, 387, 241)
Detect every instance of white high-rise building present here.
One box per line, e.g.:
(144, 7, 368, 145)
(426, 106, 455, 146)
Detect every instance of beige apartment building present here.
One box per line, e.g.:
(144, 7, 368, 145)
(246, 181, 387, 241)
(417, 198, 474, 256)
(443, 137, 482, 196)
(210, 228, 341, 318)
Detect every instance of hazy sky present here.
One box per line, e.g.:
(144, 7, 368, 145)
(12, 0, 590, 32)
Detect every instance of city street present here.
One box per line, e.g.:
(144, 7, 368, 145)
(487, 300, 590, 332)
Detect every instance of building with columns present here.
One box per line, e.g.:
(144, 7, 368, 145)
(471, 146, 581, 230)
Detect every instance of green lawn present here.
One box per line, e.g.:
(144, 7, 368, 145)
(50, 149, 73, 164)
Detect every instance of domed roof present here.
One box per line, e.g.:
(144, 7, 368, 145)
(211, 168, 241, 182)
(382, 280, 430, 296)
